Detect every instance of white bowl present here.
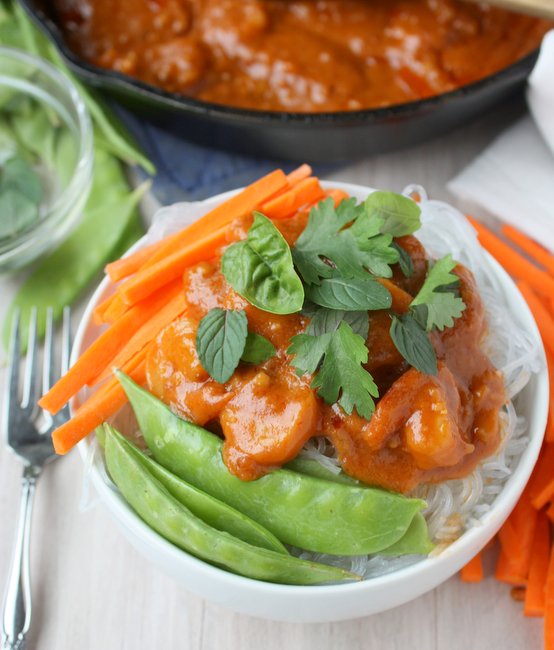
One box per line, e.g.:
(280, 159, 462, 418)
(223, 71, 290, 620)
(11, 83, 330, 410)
(74, 182, 549, 623)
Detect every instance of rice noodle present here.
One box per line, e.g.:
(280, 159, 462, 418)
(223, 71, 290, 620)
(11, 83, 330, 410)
(86, 185, 541, 580)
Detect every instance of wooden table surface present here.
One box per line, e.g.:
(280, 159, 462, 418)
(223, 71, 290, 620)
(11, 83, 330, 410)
(0, 98, 544, 650)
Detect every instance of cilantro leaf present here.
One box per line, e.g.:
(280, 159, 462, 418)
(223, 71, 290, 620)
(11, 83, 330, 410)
(410, 254, 466, 331)
(305, 276, 392, 311)
(287, 332, 332, 376)
(221, 213, 304, 315)
(307, 307, 369, 339)
(312, 322, 378, 419)
(195, 308, 248, 383)
(291, 197, 400, 284)
(241, 332, 276, 364)
(389, 313, 438, 376)
(364, 191, 421, 237)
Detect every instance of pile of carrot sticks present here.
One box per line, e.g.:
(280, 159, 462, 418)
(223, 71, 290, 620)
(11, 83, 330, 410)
(461, 217, 554, 645)
(38, 165, 348, 455)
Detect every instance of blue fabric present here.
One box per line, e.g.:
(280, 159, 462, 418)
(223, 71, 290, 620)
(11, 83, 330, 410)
(115, 106, 336, 205)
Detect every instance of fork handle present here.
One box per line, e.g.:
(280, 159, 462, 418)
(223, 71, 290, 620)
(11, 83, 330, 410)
(1, 466, 40, 650)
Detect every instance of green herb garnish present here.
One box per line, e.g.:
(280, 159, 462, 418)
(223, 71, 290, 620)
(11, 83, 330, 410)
(196, 309, 248, 383)
(364, 191, 422, 237)
(289, 322, 378, 419)
(241, 332, 276, 364)
(306, 306, 369, 340)
(389, 313, 438, 376)
(221, 212, 304, 315)
(305, 275, 392, 311)
(410, 254, 466, 331)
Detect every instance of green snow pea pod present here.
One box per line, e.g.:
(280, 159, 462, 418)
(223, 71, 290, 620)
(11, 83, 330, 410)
(103, 425, 359, 585)
(112, 429, 287, 554)
(286, 457, 433, 556)
(117, 372, 426, 556)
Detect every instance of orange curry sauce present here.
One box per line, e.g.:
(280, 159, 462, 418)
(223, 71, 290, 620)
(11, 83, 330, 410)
(53, 0, 551, 112)
(146, 213, 506, 494)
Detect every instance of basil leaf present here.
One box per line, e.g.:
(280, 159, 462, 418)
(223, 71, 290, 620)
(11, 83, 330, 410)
(307, 307, 369, 340)
(392, 242, 414, 278)
(389, 314, 438, 376)
(305, 276, 392, 311)
(241, 332, 276, 364)
(196, 309, 248, 383)
(221, 212, 304, 315)
(365, 191, 421, 237)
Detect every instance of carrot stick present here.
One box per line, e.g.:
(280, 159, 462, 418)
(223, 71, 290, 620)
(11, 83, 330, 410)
(52, 350, 147, 455)
(144, 169, 288, 268)
(119, 224, 228, 307)
(91, 290, 187, 386)
(546, 501, 554, 522)
(501, 224, 554, 277)
(101, 294, 130, 325)
(524, 513, 550, 617)
(498, 489, 538, 581)
(326, 189, 350, 206)
(286, 164, 312, 185)
(377, 278, 412, 313)
(93, 293, 118, 326)
(467, 217, 554, 299)
(105, 239, 165, 283)
(460, 552, 484, 582)
(517, 281, 554, 358)
(544, 547, 554, 647)
(496, 550, 528, 586)
(529, 445, 554, 507)
(39, 281, 180, 415)
(260, 177, 325, 220)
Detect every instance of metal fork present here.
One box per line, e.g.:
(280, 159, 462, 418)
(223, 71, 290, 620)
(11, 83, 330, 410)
(1, 307, 71, 650)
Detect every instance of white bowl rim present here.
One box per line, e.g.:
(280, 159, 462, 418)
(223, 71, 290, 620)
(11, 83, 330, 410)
(74, 180, 549, 598)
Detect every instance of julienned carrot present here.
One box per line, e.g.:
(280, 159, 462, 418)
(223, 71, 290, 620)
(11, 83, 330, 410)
(326, 189, 350, 206)
(517, 281, 554, 358)
(119, 224, 229, 307)
(501, 224, 554, 277)
(529, 445, 554, 507)
(286, 164, 312, 185)
(93, 292, 117, 326)
(91, 291, 187, 386)
(461, 552, 484, 582)
(498, 489, 538, 580)
(547, 502, 554, 522)
(544, 548, 554, 648)
(39, 281, 181, 415)
(101, 294, 129, 325)
(145, 169, 288, 268)
(260, 177, 325, 220)
(467, 217, 554, 299)
(105, 239, 165, 283)
(496, 550, 528, 586)
(52, 350, 147, 455)
(524, 513, 550, 617)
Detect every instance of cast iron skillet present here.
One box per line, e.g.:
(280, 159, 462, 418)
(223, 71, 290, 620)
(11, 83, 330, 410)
(21, 0, 541, 162)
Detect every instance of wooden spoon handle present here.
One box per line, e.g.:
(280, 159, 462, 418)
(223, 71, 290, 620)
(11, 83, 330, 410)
(465, 0, 554, 20)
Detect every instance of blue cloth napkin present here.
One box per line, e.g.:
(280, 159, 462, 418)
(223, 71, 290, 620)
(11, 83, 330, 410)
(116, 106, 335, 206)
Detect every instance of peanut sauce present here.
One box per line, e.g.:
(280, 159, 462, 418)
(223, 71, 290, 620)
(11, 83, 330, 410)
(145, 220, 506, 493)
(53, 0, 551, 113)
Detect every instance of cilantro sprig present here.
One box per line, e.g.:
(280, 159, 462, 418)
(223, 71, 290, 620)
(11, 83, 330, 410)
(288, 322, 378, 419)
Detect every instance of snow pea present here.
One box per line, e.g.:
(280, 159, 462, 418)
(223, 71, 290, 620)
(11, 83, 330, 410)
(117, 372, 426, 556)
(103, 425, 359, 585)
(112, 429, 287, 554)
(286, 458, 433, 556)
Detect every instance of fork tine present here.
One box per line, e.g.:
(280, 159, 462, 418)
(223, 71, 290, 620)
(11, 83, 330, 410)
(61, 307, 71, 375)
(21, 308, 39, 412)
(3, 310, 21, 441)
(42, 307, 55, 395)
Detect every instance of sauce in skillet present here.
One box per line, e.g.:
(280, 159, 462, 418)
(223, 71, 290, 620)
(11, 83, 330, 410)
(53, 0, 551, 113)
(145, 215, 506, 494)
